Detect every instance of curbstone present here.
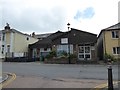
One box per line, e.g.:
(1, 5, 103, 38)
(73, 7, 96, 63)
(0, 74, 9, 84)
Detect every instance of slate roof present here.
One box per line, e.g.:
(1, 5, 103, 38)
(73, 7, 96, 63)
(70, 28, 97, 44)
(34, 33, 52, 39)
(98, 22, 120, 38)
(29, 28, 97, 49)
(29, 31, 63, 48)
(104, 22, 120, 30)
(52, 28, 97, 45)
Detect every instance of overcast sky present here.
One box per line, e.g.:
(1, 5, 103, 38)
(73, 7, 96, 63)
(0, 0, 119, 35)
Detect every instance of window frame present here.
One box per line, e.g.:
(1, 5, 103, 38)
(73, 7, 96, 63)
(7, 45, 10, 53)
(2, 33, 5, 41)
(78, 46, 91, 60)
(2, 45, 4, 54)
(112, 47, 120, 55)
(57, 44, 73, 54)
(111, 31, 119, 38)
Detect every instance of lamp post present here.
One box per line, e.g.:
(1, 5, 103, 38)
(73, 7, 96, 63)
(67, 23, 70, 64)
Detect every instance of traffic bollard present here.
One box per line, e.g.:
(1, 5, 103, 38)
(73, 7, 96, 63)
(108, 64, 113, 90)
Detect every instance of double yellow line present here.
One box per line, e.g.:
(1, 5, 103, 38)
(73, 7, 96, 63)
(0, 73, 16, 88)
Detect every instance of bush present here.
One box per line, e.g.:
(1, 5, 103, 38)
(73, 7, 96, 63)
(104, 53, 115, 62)
(61, 51, 68, 57)
(57, 51, 68, 57)
(69, 54, 77, 59)
(45, 50, 56, 59)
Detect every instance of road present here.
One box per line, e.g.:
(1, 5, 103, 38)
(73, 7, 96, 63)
(2, 62, 118, 80)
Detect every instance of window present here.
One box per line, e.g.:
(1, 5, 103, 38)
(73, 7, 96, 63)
(61, 38, 68, 44)
(79, 46, 90, 53)
(0, 34, 1, 41)
(112, 31, 119, 38)
(78, 46, 91, 60)
(113, 47, 120, 54)
(85, 54, 90, 58)
(7, 45, 10, 53)
(44, 48, 47, 51)
(113, 47, 116, 54)
(26, 37, 29, 40)
(85, 47, 90, 53)
(117, 47, 120, 54)
(57, 45, 73, 54)
(2, 45, 4, 54)
(79, 46, 84, 53)
(2, 33, 5, 41)
(79, 54, 84, 58)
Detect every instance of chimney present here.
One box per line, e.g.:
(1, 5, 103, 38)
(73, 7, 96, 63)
(4, 23, 10, 30)
(32, 32, 35, 37)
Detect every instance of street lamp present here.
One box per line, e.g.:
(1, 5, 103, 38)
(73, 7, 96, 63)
(67, 23, 70, 64)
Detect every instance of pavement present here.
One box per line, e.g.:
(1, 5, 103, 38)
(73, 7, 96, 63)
(94, 81, 120, 90)
(0, 72, 16, 89)
(0, 73, 8, 90)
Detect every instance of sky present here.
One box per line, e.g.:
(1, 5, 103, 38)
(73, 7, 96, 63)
(0, 0, 119, 35)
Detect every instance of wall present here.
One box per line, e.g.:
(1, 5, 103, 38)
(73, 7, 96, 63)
(14, 32, 38, 57)
(0, 31, 2, 59)
(97, 32, 104, 60)
(104, 30, 119, 58)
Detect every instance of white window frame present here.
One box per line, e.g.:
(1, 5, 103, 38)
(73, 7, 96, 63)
(61, 38, 68, 44)
(78, 46, 91, 60)
(112, 47, 120, 55)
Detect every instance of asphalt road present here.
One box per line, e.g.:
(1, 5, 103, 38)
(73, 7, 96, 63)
(2, 62, 118, 80)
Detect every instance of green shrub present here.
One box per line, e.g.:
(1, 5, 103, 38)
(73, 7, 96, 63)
(69, 54, 77, 59)
(104, 53, 115, 61)
(49, 50, 56, 57)
(46, 50, 56, 59)
(61, 51, 68, 57)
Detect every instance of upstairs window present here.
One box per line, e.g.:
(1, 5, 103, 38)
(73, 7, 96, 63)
(2, 33, 5, 41)
(112, 31, 119, 38)
(26, 37, 29, 41)
(61, 38, 68, 44)
(0, 33, 1, 41)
